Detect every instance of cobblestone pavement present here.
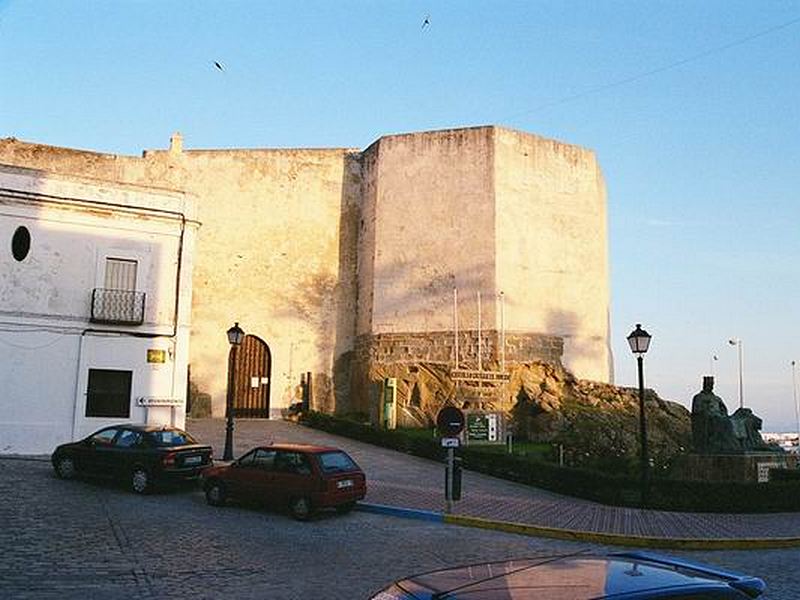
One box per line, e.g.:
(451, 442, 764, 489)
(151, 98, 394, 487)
(189, 419, 800, 540)
(4, 419, 800, 599)
(2, 458, 799, 599)
(0, 457, 594, 599)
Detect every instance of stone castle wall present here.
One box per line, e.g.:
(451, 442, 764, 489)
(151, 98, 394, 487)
(350, 329, 563, 417)
(354, 330, 562, 366)
(0, 125, 611, 420)
(0, 137, 360, 416)
(358, 127, 496, 336)
(494, 128, 611, 382)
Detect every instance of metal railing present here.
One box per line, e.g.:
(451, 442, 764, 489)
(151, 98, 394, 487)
(90, 288, 146, 325)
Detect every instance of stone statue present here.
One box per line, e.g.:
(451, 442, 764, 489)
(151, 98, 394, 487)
(691, 376, 739, 453)
(690, 376, 772, 454)
(730, 407, 771, 451)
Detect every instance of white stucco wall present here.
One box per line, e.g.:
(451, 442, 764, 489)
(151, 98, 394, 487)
(0, 166, 197, 454)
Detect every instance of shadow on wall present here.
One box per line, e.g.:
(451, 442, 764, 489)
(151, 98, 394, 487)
(367, 259, 496, 332)
(331, 154, 362, 414)
(266, 153, 362, 414)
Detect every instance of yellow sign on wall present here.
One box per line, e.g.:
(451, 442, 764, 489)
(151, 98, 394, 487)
(147, 349, 167, 363)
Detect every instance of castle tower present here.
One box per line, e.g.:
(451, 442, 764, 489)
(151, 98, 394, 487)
(354, 126, 611, 411)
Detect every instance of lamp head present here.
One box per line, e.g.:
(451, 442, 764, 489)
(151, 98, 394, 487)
(226, 322, 245, 346)
(627, 323, 652, 355)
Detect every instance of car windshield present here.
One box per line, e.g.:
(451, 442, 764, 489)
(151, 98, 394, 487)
(317, 451, 358, 473)
(147, 429, 197, 447)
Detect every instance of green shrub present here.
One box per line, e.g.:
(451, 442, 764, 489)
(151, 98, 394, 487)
(298, 411, 800, 513)
(765, 468, 800, 482)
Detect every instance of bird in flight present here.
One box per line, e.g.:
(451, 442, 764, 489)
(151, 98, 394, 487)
(213, 61, 225, 72)
(421, 14, 430, 30)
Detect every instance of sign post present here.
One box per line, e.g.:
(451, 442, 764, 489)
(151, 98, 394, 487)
(436, 406, 465, 513)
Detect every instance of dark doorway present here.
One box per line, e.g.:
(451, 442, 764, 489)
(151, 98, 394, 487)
(231, 334, 272, 418)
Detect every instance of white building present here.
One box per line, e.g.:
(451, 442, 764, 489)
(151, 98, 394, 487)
(0, 165, 198, 454)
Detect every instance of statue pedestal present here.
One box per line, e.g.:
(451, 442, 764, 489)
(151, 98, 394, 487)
(671, 453, 798, 483)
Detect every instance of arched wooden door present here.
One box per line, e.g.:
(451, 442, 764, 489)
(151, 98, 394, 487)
(231, 334, 272, 418)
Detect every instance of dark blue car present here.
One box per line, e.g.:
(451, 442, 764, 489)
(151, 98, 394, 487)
(369, 551, 765, 599)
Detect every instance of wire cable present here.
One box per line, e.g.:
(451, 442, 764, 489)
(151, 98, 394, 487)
(504, 14, 800, 120)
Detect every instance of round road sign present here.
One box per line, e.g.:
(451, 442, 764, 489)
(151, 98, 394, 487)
(436, 406, 465, 437)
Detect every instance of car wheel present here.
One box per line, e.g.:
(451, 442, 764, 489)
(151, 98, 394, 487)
(289, 496, 314, 521)
(131, 468, 150, 494)
(205, 480, 227, 507)
(335, 501, 356, 514)
(54, 456, 76, 480)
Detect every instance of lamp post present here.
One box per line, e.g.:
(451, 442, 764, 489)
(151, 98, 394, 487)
(728, 338, 744, 410)
(793, 360, 799, 452)
(223, 322, 245, 461)
(627, 323, 652, 508)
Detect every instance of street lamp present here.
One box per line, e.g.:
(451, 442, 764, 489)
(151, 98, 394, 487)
(792, 361, 799, 452)
(627, 323, 652, 508)
(728, 338, 744, 410)
(223, 322, 245, 461)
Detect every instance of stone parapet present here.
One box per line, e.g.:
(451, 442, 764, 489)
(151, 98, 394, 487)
(354, 330, 562, 367)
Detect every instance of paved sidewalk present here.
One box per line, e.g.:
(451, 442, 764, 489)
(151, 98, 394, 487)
(187, 418, 800, 548)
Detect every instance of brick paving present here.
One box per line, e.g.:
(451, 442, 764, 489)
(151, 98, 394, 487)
(187, 418, 800, 541)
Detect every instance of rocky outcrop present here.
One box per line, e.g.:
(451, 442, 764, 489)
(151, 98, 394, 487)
(362, 360, 691, 467)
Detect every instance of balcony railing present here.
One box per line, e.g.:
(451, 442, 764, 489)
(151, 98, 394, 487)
(90, 288, 146, 325)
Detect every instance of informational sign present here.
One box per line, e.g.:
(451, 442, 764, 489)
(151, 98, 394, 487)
(136, 397, 182, 407)
(383, 378, 397, 404)
(250, 376, 270, 388)
(383, 378, 397, 430)
(146, 349, 167, 363)
(441, 437, 460, 448)
(466, 412, 502, 444)
(451, 369, 510, 382)
(757, 462, 772, 483)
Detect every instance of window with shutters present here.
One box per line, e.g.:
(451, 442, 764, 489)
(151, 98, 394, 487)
(104, 258, 138, 290)
(85, 369, 132, 418)
(90, 258, 145, 324)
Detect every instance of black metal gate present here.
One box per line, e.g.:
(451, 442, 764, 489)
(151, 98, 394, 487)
(231, 334, 272, 418)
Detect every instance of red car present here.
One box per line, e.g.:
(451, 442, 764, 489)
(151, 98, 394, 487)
(202, 443, 366, 520)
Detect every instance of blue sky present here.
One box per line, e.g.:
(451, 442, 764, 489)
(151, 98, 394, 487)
(1, 1, 798, 430)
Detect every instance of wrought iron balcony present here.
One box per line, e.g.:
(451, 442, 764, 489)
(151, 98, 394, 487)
(90, 288, 146, 325)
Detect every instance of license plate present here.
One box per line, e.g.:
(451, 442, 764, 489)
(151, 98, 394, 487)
(184, 456, 202, 465)
(336, 479, 353, 489)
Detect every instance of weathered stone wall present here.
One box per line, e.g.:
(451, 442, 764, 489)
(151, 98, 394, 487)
(146, 147, 361, 417)
(354, 330, 562, 366)
(350, 329, 563, 418)
(358, 127, 496, 336)
(494, 128, 611, 382)
(0, 124, 612, 419)
(0, 137, 360, 417)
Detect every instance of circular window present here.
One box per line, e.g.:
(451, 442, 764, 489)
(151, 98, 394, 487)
(11, 226, 31, 261)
